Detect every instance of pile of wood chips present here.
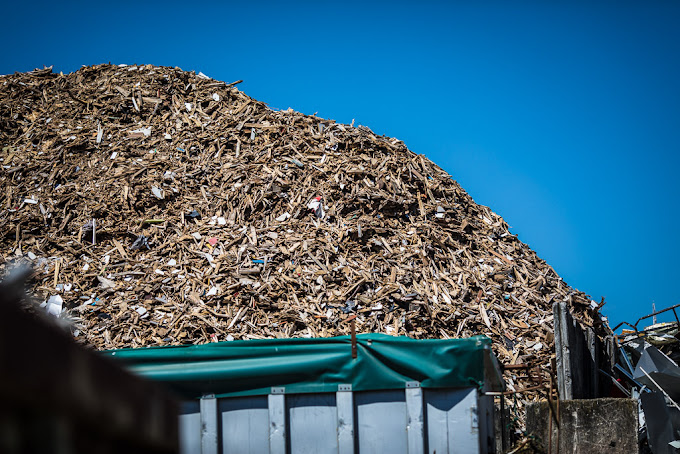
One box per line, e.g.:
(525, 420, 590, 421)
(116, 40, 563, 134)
(0, 64, 605, 395)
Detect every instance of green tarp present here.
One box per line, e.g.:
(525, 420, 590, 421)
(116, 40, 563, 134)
(105, 334, 502, 399)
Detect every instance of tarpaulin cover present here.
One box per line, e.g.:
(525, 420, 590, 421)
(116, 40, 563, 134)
(104, 334, 502, 398)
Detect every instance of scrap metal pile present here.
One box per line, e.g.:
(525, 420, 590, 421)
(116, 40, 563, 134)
(0, 64, 604, 394)
(613, 306, 680, 452)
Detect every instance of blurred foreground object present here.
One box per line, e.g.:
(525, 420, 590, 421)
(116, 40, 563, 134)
(0, 267, 178, 454)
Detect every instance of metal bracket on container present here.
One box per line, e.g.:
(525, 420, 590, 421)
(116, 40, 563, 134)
(406, 381, 421, 388)
(271, 387, 285, 394)
(338, 384, 352, 392)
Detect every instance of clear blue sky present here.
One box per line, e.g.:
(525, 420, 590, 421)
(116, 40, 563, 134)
(3, 1, 679, 329)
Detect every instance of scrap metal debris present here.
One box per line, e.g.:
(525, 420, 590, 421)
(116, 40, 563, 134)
(613, 304, 680, 453)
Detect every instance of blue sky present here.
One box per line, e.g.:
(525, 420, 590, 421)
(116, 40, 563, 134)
(2, 1, 679, 328)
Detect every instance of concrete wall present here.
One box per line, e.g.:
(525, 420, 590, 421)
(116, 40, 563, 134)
(526, 398, 638, 454)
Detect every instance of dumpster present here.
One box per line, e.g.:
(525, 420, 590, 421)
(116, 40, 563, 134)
(107, 334, 504, 454)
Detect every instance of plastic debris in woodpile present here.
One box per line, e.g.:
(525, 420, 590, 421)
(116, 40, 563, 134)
(0, 64, 606, 397)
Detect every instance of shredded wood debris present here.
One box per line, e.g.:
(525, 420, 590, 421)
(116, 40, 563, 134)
(0, 64, 605, 396)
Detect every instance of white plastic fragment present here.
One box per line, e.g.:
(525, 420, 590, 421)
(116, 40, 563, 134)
(275, 212, 291, 222)
(207, 287, 218, 296)
(167, 259, 177, 267)
(135, 306, 148, 317)
(212, 93, 220, 102)
(46, 295, 63, 316)
(217, 216, 226, 225)
(151, 186, 164, 199)
(307, 196, 324, 218)
(164, 133, 172, 140)
(130, 126, 151, 137)
(97, 275, 116, 289)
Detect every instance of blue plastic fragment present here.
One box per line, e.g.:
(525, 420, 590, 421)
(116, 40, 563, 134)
(252, 259, 265, 264)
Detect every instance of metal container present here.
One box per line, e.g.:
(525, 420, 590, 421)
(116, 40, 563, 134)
(108, 333, 504, 454)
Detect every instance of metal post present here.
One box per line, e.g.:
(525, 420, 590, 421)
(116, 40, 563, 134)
(200, 394, 218, 454)
(405, 381, 424, 454)
(350, 319, 357, 359)
(269, 387, 286, 454)
(553, 302, 573, 400)
(337, 384, 354, 454)
(500, 395, 506, 453)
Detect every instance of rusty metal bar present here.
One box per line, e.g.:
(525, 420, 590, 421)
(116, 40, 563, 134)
(350, 319, 357, 359)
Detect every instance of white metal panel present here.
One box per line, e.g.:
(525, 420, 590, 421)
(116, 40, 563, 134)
(425, 388, 479, 454)
(179, 401, 201, 454)
(287, 393, 338, 454)
(219, 396, 269, 454)
(356, 390, 407, 454)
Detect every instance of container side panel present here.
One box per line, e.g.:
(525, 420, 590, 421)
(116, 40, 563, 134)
(356, 390, 407, 454)
(179, 401, 201, 454)
(287, 393, 338, 454)
(218, 396, 269, 454)
(425, 388, 479, 454)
